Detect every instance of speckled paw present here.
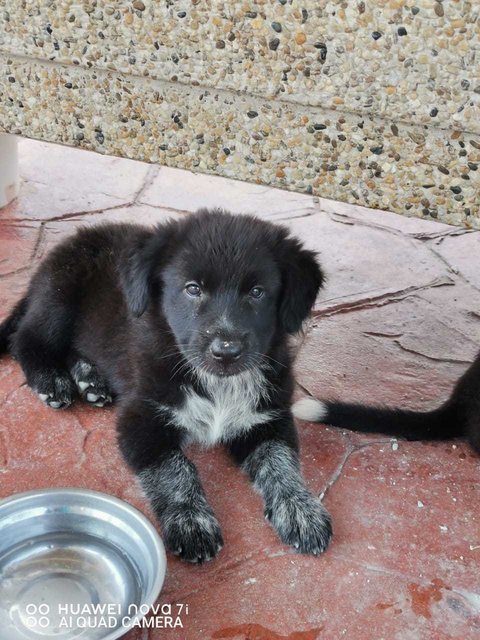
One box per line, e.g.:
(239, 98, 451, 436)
(35, 371, 76, 409)
(70, 359, 112, 407)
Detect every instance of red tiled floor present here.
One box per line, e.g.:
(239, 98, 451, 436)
(0, 140, 479, 639)
(0, 223, 40, 277)
(0, 140, 151, 222)
(137, 164, 318, 220)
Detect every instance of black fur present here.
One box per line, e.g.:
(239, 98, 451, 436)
(298, 353, 480, 454)
(0, 209, 331, 562)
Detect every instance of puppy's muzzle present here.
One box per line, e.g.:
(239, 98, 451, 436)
(209, 337, 244, 364)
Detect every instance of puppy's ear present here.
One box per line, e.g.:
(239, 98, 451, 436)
(277, 235, 324, 334)
(121, 226, 175, 317)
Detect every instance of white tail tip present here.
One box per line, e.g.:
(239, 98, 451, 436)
(292, 396, 328, 422)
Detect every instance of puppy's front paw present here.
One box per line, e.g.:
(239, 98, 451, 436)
(266, 490, 332, 555)
(162, 504, 224, 564)
(35, 370, 76, 409)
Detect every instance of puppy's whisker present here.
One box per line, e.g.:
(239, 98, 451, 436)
(255, 352, 287, 369)
(155, 350, 181, 361)
(248, 354, 275, 375)
(169, 351, 203, 380)
(159, 347, 198, 367)
(169, 359, 192, 380)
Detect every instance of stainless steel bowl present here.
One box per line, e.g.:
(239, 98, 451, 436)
(0, 488, 166, 640)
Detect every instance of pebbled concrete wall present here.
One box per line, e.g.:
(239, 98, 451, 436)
(0, 1, 479, 228)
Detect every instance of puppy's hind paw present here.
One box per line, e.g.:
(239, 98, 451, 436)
(35, 371, 76, 409)
(82, 385, 112, 408)
(71, 359, 112, 407)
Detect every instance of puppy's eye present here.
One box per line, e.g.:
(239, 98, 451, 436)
(249, 286, 264, 299)
(185, 282, 201, 297)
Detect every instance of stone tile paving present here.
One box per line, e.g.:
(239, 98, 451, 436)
(0, 139, 479, 640)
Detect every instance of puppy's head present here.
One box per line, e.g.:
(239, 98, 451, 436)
(122, 209, 323, 377)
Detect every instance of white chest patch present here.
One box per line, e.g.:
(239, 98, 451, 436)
(160, 370, 274, 446)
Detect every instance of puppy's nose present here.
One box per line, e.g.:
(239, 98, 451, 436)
(210, 337, 243, 362)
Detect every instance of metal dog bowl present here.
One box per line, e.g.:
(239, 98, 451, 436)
(0, 489, 166, 640)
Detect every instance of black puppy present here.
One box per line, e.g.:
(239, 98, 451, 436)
(0, 209, 332, 562)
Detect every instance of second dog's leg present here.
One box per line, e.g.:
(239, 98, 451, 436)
(118, 401, 223, 563)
